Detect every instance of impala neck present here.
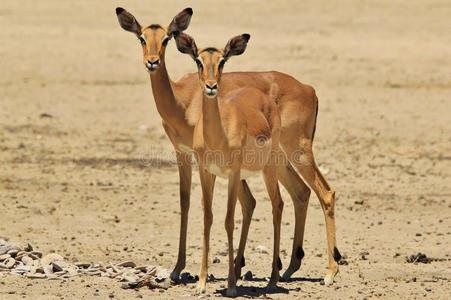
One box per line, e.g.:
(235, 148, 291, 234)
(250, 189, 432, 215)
(201, 94, 229, 151)
(149, 56, 187, 134)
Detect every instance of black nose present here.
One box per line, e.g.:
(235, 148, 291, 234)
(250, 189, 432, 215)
(147, 59, 160, 65)
(206, 83, 218, 90)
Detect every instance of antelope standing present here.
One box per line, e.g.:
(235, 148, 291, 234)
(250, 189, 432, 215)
(175, 32, 284, 296)
(115, 7, 340, 287)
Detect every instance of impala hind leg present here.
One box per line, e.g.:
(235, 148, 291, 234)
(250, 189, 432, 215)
(262, 166, 284, 290)
(276, 162, 311, 281)
(170, 152, 192, 282)
(234, 180, 256, 280)
(197, 168, 216, 294)
(284, 138, 339, 285)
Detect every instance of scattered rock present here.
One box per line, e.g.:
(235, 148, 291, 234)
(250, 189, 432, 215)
(0, 238, 175, 291)
(39, 113, 53, 118)
(242, 270, 253, 281)
(117, 261, 136, 268)
(21, 256, 34, 266)
(212, 257, 220, 264)
(255, 245, 269, 254)
(25, 273, 46, 279)
(5, 258, 15, 268)
(41, 254, 64, 266)
(406, 253, 431, 264)
(0, 254, 11, 261)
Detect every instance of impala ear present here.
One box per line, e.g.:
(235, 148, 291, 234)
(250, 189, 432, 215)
(223, 34, 251, 60)
(116, 7, 141, 37)
(168, 8, 193, 37)
(175, 32, 198, 59)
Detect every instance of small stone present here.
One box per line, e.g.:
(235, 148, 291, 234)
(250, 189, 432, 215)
(0, 254, 11, 261)
(25, 273, 46, 279)
(256, 245, 269, 254)
(12, 265, 32, 274)
(5, 258, 15, 268)
(51, 261, 68, 272)
(21, 256, 34, 266)
(30, 251, 43, 258)
(43, 265, 54, 275)
(117, 261, 136, 268)
(134, 266, 147, 273)
(7, 249, 19, 257)
(24, 243, 33, 252)
(242, 270, 253, 281)
(212, 257, 220, 264)
(75, 262, 91, 269)
(41, 253, 64, 266)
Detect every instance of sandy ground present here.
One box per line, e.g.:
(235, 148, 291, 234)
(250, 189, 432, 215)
(1, 0, 451, 299)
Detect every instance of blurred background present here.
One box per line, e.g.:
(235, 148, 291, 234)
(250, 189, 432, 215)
(0, 1, 450, 298)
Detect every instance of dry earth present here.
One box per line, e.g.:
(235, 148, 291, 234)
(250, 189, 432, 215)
(1, 0, 450, 299)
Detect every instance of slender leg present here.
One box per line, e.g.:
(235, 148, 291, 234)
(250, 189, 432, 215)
(276, 161, 311, 280)
(225, 171, 240, 297)
(197, 167, 216, 294)
(262, 165, 284, 289)
(170, 152, 192, 282)
(234, 180, 256, 279)
(284, 138, 339, 285)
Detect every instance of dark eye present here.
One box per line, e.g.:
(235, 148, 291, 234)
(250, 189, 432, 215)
(162, 37, 170, 47)
(195, 59, 203, 68)
(139, 36, 146, 45)
(218, 59, 226, 69)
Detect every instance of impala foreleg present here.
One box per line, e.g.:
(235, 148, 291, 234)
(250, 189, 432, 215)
(197, 167, 216, 294)
(170, 152, 192, 282)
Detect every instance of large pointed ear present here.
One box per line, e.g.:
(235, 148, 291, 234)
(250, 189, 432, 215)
(175, 32, 198, 59)
(116, 7, 141, 37)
(167, 8, 193, 37)
(223, 34, 251, 61)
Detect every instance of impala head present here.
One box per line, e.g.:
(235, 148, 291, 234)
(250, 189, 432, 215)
(116, 7, 193, 73)
(175, 33, 250, 98)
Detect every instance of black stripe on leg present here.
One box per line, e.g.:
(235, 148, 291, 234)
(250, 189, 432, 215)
(277, 257, 283, 270)
(296, 247, 305, 261)
(333, 247, 342, 262)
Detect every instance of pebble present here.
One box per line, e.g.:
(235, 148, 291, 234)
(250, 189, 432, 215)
(21, 256, 34, 266)
(7, 249, 19, 257)
(26, 273, 46, 279)
(41, 254, 64, 266)
(242, 270, 253, 281)
(256, 245, 269, 254)
(5, 258, 15, 268)
(0, 254, 11, 261)
(51, 261, 67, 272)
(117, 261, 136, 268)
(43, 265, 54, 275)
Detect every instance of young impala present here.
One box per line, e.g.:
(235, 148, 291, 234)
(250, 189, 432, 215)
(175, 32, 283, 296)
(116, 7, 340, 286)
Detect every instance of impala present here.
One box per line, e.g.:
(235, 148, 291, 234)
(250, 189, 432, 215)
(175, 32, 284, 296)
(115, 7, 340, 287)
